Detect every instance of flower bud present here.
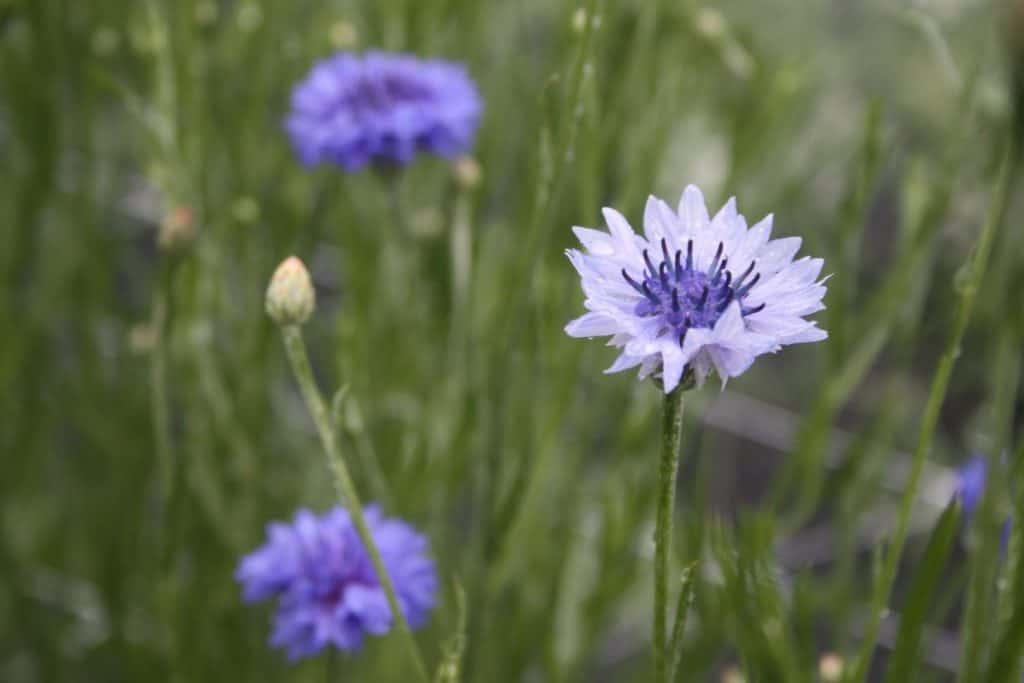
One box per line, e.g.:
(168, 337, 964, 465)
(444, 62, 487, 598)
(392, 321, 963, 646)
(157, 205, 196, 253)
(571, 8, 588, 34)
(329, 21, 358, 50)
(818, 653, 844, 682)
(720, 666, 745, 683)
(266, 256, 315, 326)
(452, 155, 482, 191)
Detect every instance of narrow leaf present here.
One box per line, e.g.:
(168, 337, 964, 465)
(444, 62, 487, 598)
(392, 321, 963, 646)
(882, 501, 961, 683)
(668, 563, 698, 682)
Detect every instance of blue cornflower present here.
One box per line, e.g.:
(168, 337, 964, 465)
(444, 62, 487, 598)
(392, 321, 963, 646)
(565, 185, 828, 391)
(285, 51, 482, 172)
(955, 456, 988, 516)
(954, 456, 1012, 548)
(236, 505, 438, 660)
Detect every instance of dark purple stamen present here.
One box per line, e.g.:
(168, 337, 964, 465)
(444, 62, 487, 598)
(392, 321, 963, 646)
(627, 239, 763, 346)
(643, 250, 657, 277)
(622, 268, 644, 293)
(736, 272, 761, 297)
(744, 302, 766, 315)
(708, 242, 724, 274)
(736, 260, 757, 286)
(641, 281, 659, 303)
(712, 258, 728, 283)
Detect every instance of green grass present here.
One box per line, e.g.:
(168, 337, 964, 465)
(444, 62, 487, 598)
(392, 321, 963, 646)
(2, 0, 1023, 681)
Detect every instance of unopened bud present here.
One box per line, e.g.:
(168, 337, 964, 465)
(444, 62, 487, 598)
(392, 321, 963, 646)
(91, 27, 120, 57)
(818, 653, 844, 682)
(237, 2, 263, 33)
(128, 323, 156, 354)
(231, 196, 261, 224)
(195, 0, 219, 28)
(329, 21, 358, 50)
(695, 8, 727, 40)
(452, 156, 482, 191)
(158, 205, 196, 253)
(720, 666, 745, 683)
(266, 256, 315, 326)
(571, 8, 588, 34)
(410, 207, 444, 238)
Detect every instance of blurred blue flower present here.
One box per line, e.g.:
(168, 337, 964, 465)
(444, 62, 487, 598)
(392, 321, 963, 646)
(565, 185, 828, 391)
(236, 505, 438, 660)
(955, 456, 988, 516)
(285, 51, 482, 172)
(954, 456, 1012, 548)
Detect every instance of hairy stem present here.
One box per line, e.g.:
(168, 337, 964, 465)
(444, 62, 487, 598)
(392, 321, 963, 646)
(654, 386, 685, 682)
(281, 325, 429, 682)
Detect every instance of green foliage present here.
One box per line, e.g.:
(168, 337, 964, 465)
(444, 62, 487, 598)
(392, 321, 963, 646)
(2, 0, 1023, 681)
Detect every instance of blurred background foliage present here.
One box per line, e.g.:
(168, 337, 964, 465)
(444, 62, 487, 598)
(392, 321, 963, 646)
(2, 0, 1023, 681)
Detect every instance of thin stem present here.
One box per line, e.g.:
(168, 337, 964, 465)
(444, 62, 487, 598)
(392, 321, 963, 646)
(280, 325, 430, 683)
(151, 261, 173, 513)
(326, 648, 337, 683)
(846, 141, 1017, 683)
(654, 386, 685, 682)
(449, 188, 472, 350)
(386, 172, 409, 236)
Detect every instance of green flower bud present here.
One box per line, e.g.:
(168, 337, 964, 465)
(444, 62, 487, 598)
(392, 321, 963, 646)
(266, 256, 315, 326)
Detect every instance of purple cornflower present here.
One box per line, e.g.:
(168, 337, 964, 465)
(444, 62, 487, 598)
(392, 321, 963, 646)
(565, 185, 828, 391)
(236, 505, 438, 660)
(285, 51, 482, 172)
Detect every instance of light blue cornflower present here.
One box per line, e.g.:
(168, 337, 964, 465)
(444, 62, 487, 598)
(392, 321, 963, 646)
(565, 185, 828, 391)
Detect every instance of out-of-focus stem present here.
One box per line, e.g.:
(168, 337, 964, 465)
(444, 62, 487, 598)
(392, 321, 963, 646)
(846, 142, 1017, 683)
(280, 325, 429, 683)
(450, 189, 472, 345)
(151, 263, 173, 510)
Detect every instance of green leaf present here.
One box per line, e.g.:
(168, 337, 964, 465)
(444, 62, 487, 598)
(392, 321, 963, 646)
(434, 581, 468, 683)
(882, 501, 961, 683)
(668, 563, 697, 682)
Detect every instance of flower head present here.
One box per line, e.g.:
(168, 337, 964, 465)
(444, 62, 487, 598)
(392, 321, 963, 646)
(236, 505, 438, 660)
(266, 256, 316, 326)
(285, 51, 482, 172)
(565, 185, 828, 391)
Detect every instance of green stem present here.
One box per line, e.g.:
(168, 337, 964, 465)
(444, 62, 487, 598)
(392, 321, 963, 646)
(846, 141, 1017, 683)
(151, 262, 173, 512)
(281, 325, 429, 683)
(449, 188, 472, 352)
(654, 386, 685, 682)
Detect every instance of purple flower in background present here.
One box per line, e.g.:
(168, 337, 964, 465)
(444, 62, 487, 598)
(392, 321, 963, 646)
(236, 505, 437, 660)
(285, 51, 482, 172)
(565, 185, 828, 391)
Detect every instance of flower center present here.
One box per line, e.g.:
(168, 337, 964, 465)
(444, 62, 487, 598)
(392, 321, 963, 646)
(622, 239, 764, 344)
(351, 75, 434, 113)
